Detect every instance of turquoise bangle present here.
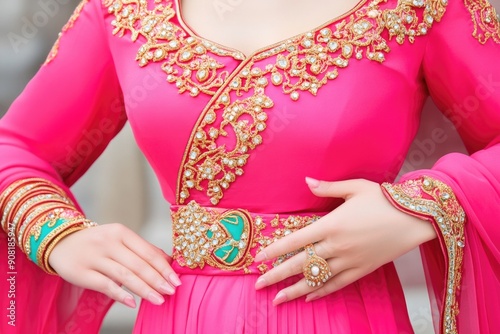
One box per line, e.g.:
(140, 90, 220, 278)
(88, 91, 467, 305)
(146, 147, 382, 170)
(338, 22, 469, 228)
(28, 217, 71, 264)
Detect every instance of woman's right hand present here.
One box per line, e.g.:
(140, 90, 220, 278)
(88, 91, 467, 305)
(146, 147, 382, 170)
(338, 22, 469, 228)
(48, 223, 180, 308)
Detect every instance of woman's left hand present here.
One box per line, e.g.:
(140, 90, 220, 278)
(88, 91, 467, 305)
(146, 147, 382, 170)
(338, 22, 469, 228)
(254, 178, 437, 305)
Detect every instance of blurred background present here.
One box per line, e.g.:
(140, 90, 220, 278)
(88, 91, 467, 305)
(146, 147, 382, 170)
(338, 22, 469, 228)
(1, 1, 498, 333)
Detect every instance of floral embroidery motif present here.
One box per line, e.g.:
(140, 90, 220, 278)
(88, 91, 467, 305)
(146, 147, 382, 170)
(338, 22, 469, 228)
(104, 0, 244, 96)
(171, 200, 319, 273)
(177, 0, 449, 205)
(382, 176, 466, 334)
(44, 0, 90, 65)
(464, 0, 500, 44)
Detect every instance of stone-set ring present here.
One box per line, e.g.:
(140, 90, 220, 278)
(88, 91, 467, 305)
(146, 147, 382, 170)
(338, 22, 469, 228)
(302, 243, 333, 287)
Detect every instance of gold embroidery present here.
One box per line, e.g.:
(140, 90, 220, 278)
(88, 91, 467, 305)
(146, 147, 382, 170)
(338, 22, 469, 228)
(104, 0, 244, 96)
(172, 201, 265, 273)
(464, 0, 500, 44)
(44, 0, 90, 65)
(382, 176, 466, 334)
(172, 200, 320, 273)
(265, 215, 320, 267)
(177, 0, 448, 205)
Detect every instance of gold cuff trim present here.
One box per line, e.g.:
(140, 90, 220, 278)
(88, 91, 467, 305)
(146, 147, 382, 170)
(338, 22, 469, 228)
(382, 176, 466, 334)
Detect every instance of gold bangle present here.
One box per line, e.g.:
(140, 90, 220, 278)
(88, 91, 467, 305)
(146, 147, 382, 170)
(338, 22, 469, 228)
(41, 221, 97, 275)
(40, 225, 86, 275)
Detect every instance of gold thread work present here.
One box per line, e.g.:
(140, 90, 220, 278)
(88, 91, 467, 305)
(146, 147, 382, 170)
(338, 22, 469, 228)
(382, 176, 466, 334)
(464, 0, 500, 44)
(44, 0, 90, 65)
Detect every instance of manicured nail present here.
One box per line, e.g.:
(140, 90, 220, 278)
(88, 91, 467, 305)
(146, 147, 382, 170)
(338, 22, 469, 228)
(254, 251, 267, 262)
(305, 177, 321, 188)
(169, 273, 182, 287)
(159, 282, 175, 295)
(123, 295, 136, 308)
(148, 292, 165, 305)
(305, 294, 320, 302)
(255, 276, 268, 290)
(273, 291, 288, 306)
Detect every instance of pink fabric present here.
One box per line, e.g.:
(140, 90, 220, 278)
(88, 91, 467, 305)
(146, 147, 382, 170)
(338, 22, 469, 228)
(0, 0, 498, 333)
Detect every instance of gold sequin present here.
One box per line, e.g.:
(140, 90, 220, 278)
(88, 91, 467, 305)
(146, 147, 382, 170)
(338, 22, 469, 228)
(44, 0, 90, 65)
(464, 0, 500, 44)
(104, 0, 244, 96)
(382, 176, 466, 334)
(177, 0, 448, 204)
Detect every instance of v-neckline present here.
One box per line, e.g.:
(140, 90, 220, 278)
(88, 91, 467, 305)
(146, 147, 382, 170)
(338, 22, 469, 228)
(173, 0, 370, 60)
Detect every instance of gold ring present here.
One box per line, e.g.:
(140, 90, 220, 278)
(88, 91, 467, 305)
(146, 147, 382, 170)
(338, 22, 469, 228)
(303, 244, 332, 287)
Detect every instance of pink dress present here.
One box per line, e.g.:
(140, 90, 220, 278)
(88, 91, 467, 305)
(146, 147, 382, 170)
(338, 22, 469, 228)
(0, 0, 499, 333)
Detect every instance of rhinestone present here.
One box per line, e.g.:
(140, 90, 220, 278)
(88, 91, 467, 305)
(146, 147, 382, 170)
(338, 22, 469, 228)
(186, 181, 194, 188)
(189, 151, 197, 160)
(291, 92, 300, 100)
(302, 39, 313, 48)
(320, 28, 331, 36)
(441, 193, 451, 200)
(328, 41, 339, 51)
(169, 40, 179, 48)
(272, 73, 282, 85)
(277, 58, 289, 69)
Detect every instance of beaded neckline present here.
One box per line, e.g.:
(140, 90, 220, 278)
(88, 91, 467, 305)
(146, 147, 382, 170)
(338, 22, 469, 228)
(173, 0, 370, 60)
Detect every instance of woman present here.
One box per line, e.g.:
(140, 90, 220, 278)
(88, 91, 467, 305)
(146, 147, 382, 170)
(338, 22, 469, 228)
(0, 0, 499, 333)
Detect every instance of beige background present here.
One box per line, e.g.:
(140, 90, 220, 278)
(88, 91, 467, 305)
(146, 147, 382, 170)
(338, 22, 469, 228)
(1, 1, 499, 333)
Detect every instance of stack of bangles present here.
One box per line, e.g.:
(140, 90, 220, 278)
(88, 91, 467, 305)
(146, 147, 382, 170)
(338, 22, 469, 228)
(0, 178, 97, 275)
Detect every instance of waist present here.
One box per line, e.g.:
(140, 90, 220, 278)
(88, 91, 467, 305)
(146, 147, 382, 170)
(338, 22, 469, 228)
(170, 200, 326, 275)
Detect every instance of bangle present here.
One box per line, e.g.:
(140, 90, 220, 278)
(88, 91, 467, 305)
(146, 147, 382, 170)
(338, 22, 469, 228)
(20, 204, 78, 252)
(41, 221, 98, 275)
(25, 210, 86, 260)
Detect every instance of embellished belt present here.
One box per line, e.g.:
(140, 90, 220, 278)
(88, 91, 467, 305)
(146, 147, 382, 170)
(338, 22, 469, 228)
(171, 201, 325, 275)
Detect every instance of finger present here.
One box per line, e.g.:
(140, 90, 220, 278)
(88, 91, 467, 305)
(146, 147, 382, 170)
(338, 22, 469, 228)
(82, 270, 137, 308)
(121, 229, 181, 287)
(109, 246, 176, 295)
(272, 278, 315, 305)
(95, 258, 165, 306)
(255, 251, 307, 289)
(254, 215, 331, 262)
(305, 177, 366, 199)
(304, 268, 363, 302)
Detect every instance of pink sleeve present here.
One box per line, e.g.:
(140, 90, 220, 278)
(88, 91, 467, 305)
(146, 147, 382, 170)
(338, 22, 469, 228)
(0, 0, 126, 196)
(0, 0, 124, 332)
(386, 1, 500, 333)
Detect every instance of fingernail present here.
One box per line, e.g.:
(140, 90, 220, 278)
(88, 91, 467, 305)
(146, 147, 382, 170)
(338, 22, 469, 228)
(254, 251, 267, 262)
(305, 294, 319, 302)
(169, 273, 182, 287)
(255, 276, 268, 290)
(305, 177, 320, 188)
(148, 292, 165, 305)
(273, 291, 288, 306)
(159, 282, 175, 295)
(123, 295, 136, 308)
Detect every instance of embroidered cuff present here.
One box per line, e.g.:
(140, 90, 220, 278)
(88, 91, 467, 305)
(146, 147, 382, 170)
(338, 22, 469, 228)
(0, 178, 97, 274)
(381, 176, 466, 334)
